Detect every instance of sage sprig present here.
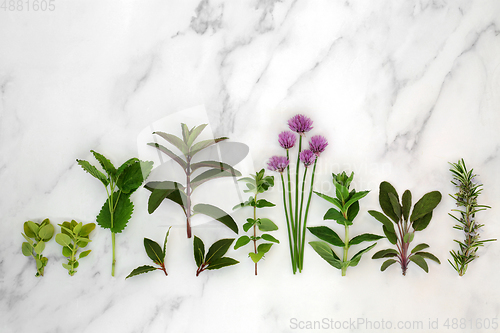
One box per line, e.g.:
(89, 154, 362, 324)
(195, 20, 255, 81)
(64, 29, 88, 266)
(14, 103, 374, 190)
(233, 169, 279, 275)
(126, 227, 171, 279)
(194, 236, 239, 276)
(77, 150, 154, 276)
(448, 159, 496, 276)
(370, 181, 442, 275)
(309, 171, 382, 276)
(56, 220, 95, 276)
(21, 219, 54, 277)
(145, 124, 240, 238)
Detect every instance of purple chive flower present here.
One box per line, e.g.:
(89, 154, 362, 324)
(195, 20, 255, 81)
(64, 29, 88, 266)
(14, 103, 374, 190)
(267, 156, 289, 173)
(288, 114, 313, 134)
(309, 135, 328, 156)
(299, 149, 316, 167)
(278, 131, 297, 149)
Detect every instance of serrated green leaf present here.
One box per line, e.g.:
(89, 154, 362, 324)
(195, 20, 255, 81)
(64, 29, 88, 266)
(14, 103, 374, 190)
(193, 236, 205, 268)
(96, 193, 134, 233)
(147, 142, 187, 170)
(116, 160, 153, 194)
(190, 137, 228, 157)
(125, 265, 159, 279)
(154, 131, 188, 155)
(234, 236, 251, 250)
(144, 238, 163, 265)
(409, 254, 428, 272)
(206, 257, 239, 270)
(309, 241, 342, 269)
(381, 259, 397, 271)
(249, 252, 264, 263)
(402, 190, 412, 222)
(413, 251, 440, 264)
(255, 199, 275, 208)
(80, 223, 96, 237)
(412, 211, 433, 231)
(62, 246, 72, 257)
(379, 181, 400, 223)
(22, 242, 32, 256)
(186, 124, 208, 147)
(77, 159, 109, 186)
(191, 168, 240, 191)
(257, 218, 278, 232)
(410, 191, 442, 222)
(411, 243, 429, 253)
(24, 222, 36, 239)
(261, 234, 279, 243)
(257, 243, 273, 254)
(91, 150, 116, 177)
(34, 241, 45, 255)
(79, 250, 91, 259)
(38, 224, 54, 241)
(308, 226, 344, 247)
(349, 243, 377, 267)
(372, 248, 399, 259)
(205, 238, 234, 264)
(193, 204, 238, 234)
(56, 233, 72, 247)
(349, 233, 385, 246)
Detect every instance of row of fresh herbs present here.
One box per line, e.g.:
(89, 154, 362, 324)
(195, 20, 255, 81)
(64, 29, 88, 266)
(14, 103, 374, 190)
(21, 117, 495, 278)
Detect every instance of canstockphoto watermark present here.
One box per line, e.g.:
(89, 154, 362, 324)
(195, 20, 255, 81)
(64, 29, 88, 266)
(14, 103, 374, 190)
(289, 317, 499, 330)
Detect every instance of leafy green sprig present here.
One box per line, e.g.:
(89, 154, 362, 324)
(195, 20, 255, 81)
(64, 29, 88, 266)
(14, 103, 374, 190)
(369, 181, 442, 275)
(448, 159, 496, 276)
(21, 219, 54, 277)
(194, 237, 239, 276)
(126, 227, 171, 279)
(77, 150, 154, 276)
(55, 220, 95, 276)
(309, 171, 382, 276)
(145, 124, 240, 238)
(233, 169, 279, 275)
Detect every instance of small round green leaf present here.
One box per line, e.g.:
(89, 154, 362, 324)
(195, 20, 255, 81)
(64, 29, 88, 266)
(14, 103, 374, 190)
(34, 241, 45, 255)
(55, 233, 73, 248)
(261, 234, 279, 244)
(79, 250, 92, 259)
(24, 222, 36, 239)
(22, 242, 32, 256)
(39, 224, 54, 241)
(62, 246, 72, 257)
(234, 236, 251, 250)
(257, 218, 278, 232)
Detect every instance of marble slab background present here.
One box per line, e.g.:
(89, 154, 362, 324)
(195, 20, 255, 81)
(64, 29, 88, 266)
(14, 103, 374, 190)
(1, 1, 500, 332)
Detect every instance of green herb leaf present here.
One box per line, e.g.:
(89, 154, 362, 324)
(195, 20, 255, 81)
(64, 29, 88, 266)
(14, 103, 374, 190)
(205, 238, 234, 264)
(249, 252, 264, 263)
(186, 124, 208, 147)
(38, 224, 54, 242)
(410, 191, 442, 222)
(349, 243, 377, 267)
(116, 160, 154, 194)
(22, 242, 32, 256)
(257, 243, 273, 254)
(79, 250, 92, 259)
(307, 226, 344, 247)
(162, 227, 171, 259)
(349, 233, 384, 246)
(96, 193, 134, 233)
(154, 131, 188, 155)
(409, 254, 429, 272)
(181, 123, 190, 143)
(383, 226, 398, 245)
(234, 236, 251, 250)
(368, 210, 396, 233)
(55, 233, 72, 247)
(413, 251, 440, 264)
(80, 223, 96, 237)
(372, 249, 398, 259)
(261, 234, 279, 243)
(77, 159, 109, 186)
(343, 190, 369, 212)
(147, 142, 187, 170)
(91, 150, 116, 177)
(388, 192, 401, 220)
(27, 221, 40, 236)
(347, 200, 360, 222)
(243, 220, 255, 232)
(255, 199, 275, 208)
(206, 257, 239, 270)
(144, 238, 164, 265)
(62, 246, 72, 257)
(309, 241, 342, 269)
(403, 232, 414, 244)
(401, 190, 412, 221)
(125, 265, 159, 279)
(145, 181, 186, 213)
(193, 204, 238, 234)
(34, 241, 45, 255)
(23, 222, 36, 239)
(193, 236, 205, 267)
(314, 191, 343, 210)
(257, 218, 278, 232)
(21, 233, 34, 245)
(323, 208, 350, 226)
(381, 259, 397, 271)
(411, 243, 429, 253)
(379, 181, 400, 223)
(412, 211, 433, 231)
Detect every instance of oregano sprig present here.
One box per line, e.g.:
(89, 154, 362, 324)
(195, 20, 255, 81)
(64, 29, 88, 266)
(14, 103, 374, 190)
(21, 219, 54, 277)
(77, 150, 153, 276)
(309, 171, 382, 276)
(448, 159, 496, 276)
(233, 169, 279, 275)
(370, 181, 442, 275)
(126, 227, 171, 279)
(145, 124, 241, 238)
(194, 236, 239, 276)
(56, 220, 95, 276)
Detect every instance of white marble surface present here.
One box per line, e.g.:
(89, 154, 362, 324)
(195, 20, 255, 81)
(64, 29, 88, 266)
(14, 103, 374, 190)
(2, 1, 500, 332)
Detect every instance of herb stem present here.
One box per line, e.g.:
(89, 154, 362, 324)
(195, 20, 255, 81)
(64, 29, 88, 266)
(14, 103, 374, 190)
(293, 136, 302, 271)
(297, 167, 308, 271)
(281, 173, 296, 274)
(299, 159, 317, 271)
(253, 193, 258, 276)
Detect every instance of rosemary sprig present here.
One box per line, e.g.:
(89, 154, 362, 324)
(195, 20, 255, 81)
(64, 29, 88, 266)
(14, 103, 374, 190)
(448, 159, 496, 276)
